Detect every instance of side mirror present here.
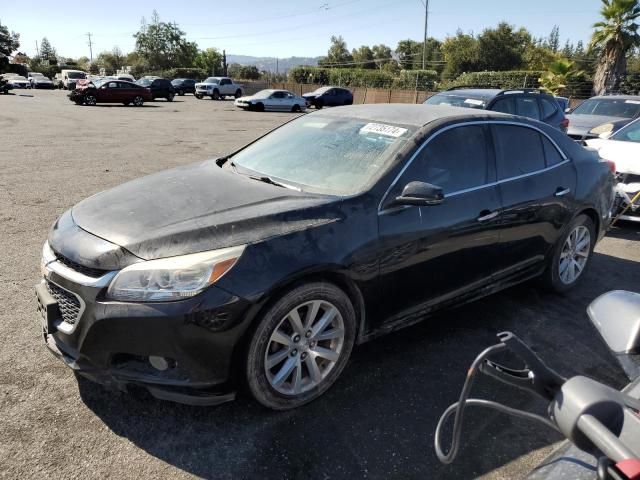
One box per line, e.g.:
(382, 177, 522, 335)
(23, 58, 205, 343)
(588, 290, 640, 381)
(395, 181, 444, 206)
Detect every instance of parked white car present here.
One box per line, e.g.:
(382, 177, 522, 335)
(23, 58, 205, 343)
(234, 89, 307, 112)
(195, 77, 243, 100)
(4, 75, 31, 89)
(586, 119, 640, 222)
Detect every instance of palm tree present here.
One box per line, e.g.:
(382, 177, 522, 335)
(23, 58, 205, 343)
(590, 0, 640, 95)
(539, 58, 585, 95)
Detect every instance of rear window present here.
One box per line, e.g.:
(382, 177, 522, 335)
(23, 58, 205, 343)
(424, 93, 487, 109)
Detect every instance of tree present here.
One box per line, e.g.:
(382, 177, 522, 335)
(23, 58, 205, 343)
(562, 40, 574, 58)
(590, 0, 640, 94)
(318, 35, 352, 67)
(538, 58, 585, 94)
(95, 47, 125, 74)
(351, 45, 375, 68)
(548, 25, 561, 53)
(194, 48, 223, 75)
(0, 21, 20, 58)
(371, 44, 394, 70)
(134, 11, 199, 70)
(477, 22, 531, 71)
(39, 37, 57, 65)
(441, 31, 479, 79)
(395, 39, 421, 69)
(525, 45, 557, 70)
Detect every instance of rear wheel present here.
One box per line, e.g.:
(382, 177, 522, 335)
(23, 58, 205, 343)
(84, 95, 97, 106)
(167, 93, 175, 102)
(291, 104, 301, 112)
(178, 89, 184, 96)
(133, 95, 144, 107)
(315, 100, 323, 109)
(245, 282, 356, 410)
(542, 214, 595, 292)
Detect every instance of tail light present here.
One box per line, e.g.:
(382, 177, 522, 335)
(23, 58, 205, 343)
(560, 118, 570, 129)
(605, 160, 616, 174)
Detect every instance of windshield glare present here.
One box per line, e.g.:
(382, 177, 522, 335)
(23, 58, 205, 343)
(231, 115, 416, 195)
(572, 98, 640, 118)
(611, 120, 640, 143)
(136, 79, 152, 86)
(424, 93, 486, 109)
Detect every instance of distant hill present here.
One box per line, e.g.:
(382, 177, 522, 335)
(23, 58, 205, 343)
(226, 55, 320, 72)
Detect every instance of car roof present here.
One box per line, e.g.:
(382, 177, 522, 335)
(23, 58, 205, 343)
(316, 103, 511, 127)
(437, 88, 503, 100)
(588, 95, 640, 100)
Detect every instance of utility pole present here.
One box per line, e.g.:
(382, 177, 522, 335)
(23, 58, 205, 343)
(222, 50, 227, 76)
(86, 32, 93, 63)
(35, 40, 40, 57)
(421, 0, 429, 70)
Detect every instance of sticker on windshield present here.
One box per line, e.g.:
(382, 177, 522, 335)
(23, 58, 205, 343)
(464, 98, 484, 106)
(360, 123, 408, 138)
(625, 100, 640, 104)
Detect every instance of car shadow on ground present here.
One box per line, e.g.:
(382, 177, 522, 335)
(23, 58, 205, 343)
(90, 104, 162, 108)
(77, 251, 637, 479)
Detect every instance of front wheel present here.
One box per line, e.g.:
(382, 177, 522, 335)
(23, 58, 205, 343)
(84, 95, 97, 106)
(291, 104, 301, 112)
(167, 93, 174, 102)
(195, 93, 203, 99)
(245, 282, 356, 410)
(542, 214, 595, 292)
(211, 90, 220, 100)
(234, 89, 242, 99)
(315, 100, 323, 109)
(178, 89, 184, 96)
(133, 95, 144, 107)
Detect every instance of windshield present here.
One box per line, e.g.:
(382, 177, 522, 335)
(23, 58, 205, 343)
(204, 77, 219, 84)
(611, 119, 640, 143)
(231, 114, 416, 195)
(171, 79, 183, 84)
(136, 78, 152, 86)
(424, 93, 487, 109)
(312, 87, 331, 95)
(572, 98, 640, 118)
(67, 72, 86, 79)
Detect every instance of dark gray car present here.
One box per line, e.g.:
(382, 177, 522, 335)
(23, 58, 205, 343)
(566, 95, 640, 142)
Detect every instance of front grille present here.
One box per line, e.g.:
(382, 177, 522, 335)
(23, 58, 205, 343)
(45, 281, 81, 325)
(54, 251, 109, 278)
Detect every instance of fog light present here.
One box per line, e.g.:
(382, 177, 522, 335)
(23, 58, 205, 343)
(149, 356, 169, 371)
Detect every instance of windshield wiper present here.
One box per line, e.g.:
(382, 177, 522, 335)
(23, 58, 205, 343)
(248, 175, 300, 191)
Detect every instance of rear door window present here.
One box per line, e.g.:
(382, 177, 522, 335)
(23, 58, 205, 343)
(515, 97, 541, 120)
(492, 124, 545, 179)
(491, 97, 516, 114)
(398, 124, 493, 195)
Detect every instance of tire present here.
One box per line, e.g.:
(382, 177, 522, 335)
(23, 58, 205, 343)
(211, 89, 220, 100)
(255, 102, 265, 112)
(315, 100, 323, 109)
(178, 89, 184, 96)
(234, 89, 242, 99)
(245, 282, 356, 410)
(167, 93, 175, 102)
(84, 95, 97, 106)
(291, 104, 301, 113)
(195, 94, 203, 99)
(133, 95, 144, 107)
(542, 214, 595, 292)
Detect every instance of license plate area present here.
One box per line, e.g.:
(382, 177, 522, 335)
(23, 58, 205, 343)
(36, 282, 60, 335)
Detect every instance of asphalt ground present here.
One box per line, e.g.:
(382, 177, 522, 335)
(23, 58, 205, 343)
(1, 89, 639, 480)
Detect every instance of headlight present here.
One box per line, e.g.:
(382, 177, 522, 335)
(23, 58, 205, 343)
(106, 245, 245, 302)
(589, 123, 614, 135)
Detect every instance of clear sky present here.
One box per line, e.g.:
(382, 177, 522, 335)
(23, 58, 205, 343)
(3, 0, 602, 60)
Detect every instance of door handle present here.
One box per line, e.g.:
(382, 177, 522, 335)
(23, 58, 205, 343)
(477, 210, 499, 222)
(555, 187, 571, 197)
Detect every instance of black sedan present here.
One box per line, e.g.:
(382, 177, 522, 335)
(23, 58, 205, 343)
(36, 105, 614, 410)
(171, 78, 197, 96)
(303, 86, 353, 108)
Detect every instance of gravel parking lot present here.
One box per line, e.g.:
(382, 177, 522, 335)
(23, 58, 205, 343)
(1, 89, 639, 480)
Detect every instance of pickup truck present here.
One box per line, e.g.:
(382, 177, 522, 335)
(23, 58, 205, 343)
(194, 77, 243, 100)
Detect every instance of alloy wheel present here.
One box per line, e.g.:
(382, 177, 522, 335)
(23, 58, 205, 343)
(133, 96, 144, 107)
(85, 95, 96, 106)
(559, 225, 590, 284)
(264, 300, 345, 396)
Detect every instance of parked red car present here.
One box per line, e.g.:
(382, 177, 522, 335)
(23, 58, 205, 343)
(69, 79, 152, 106)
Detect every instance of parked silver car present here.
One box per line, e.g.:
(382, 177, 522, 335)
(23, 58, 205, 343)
(28, 72, 54, 89)
(234, 89, 307, 112)
(566, 95, 640, 141)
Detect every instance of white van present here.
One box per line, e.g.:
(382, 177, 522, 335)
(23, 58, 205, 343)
(54, 70, 87, 90)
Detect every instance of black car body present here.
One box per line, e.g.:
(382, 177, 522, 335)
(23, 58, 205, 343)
(37, 105, 614, 409)
(425, 88, 569, 132)
(171, 78, 196, 95)
(302, 86, 354, 108)
(135, 77, 175, 101)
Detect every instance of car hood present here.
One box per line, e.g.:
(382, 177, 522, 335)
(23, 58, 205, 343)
(585, 138, 640, 174)
(70, 159, 341, 260)
(33, 78, 52, 83)
(195, 82, 218, 87)
(566, 114, 629, 133)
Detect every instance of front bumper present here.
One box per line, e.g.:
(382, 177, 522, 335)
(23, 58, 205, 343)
(36, 248, 256, 406)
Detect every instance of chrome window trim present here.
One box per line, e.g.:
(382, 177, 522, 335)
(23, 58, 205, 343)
(377, 120, 569, 213)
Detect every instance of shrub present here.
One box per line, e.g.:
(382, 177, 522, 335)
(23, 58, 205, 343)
(445, 70, 545, 89)
(288, 66, 437, 89)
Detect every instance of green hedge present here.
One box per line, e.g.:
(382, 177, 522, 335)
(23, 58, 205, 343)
(287, 66, 438, 89)
(137, 67, 209, 80)
(446, 70, 545, 89)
